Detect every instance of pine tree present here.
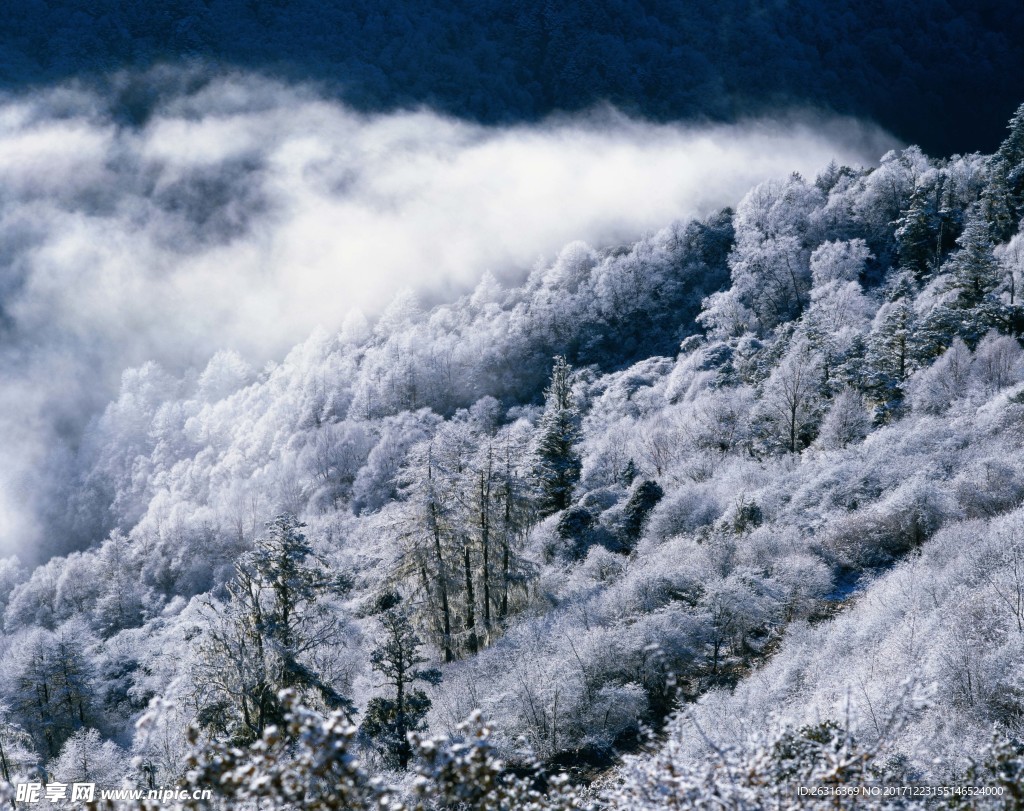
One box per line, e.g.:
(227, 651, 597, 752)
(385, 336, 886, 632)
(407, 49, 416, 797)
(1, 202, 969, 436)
(1000, 103, 1024, 165)
(620, 458, 638, 487)
(981, 157, 1017, 242)
(995, 102, 1024, 225)
(926, 206, 1011, 349)
(622, 480, 664, 547)
(800, 313, 844, 400)
(249, 515, 350, 695)
(864, 299, 918, 421)
(533, 356, 582, 516)
(359, 607, 441, 770)
(815, 159, 854, 193)
(945, 208, 1002, 309)
(836, 332, 869, 392)
(894, 178, 947, 280)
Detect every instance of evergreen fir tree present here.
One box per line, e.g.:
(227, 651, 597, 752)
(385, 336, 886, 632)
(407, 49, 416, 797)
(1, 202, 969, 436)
(945, 208, 1002, 309)
(882, 267, 919, 302)
(993, 102, 1024, 228)
(895, 182, 941, 280)
(533, 356, 582, 516)
(925, 205, 1012, 349)
(913, 307, 959, 366)
(837, 332, 869, 392)
(800, 313, 845, 400)
(359, 607, 441, 770)
(620, 458, 639, 487)
(814, 160, 854, 194)
(622, 480, 664, 547)
(998, 102, 1024, 166)
(981, 157, 1017, 242)
(249, 515, 351, 696)
(864, 300, 917, 421)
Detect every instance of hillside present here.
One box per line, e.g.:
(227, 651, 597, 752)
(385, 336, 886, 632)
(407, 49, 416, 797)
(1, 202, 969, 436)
(2, 101, 1024, 808)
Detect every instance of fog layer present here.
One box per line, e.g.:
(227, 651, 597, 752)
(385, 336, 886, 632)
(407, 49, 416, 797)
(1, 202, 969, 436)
(0, 72, 896, 554)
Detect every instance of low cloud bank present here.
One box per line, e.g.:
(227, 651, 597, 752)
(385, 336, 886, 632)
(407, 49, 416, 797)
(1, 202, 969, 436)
(0, 71, 897, 555)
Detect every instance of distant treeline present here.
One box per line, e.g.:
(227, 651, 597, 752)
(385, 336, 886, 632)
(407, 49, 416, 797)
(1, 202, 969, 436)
(2, 0, 1023, 154)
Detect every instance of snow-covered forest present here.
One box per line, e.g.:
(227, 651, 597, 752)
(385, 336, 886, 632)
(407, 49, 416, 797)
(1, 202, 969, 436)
(2, 94, 1024, 808)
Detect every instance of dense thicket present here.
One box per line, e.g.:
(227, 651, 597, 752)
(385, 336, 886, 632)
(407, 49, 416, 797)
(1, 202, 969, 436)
(1, 0, 1022, 154)
(2, 102, 1024, 808)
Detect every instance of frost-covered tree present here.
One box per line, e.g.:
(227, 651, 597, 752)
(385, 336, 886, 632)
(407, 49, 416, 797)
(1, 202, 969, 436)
(945, 208, 1003, 305)
(865, 299, 918, 419)
(533, 357, 582, 516)
(816, 387, 871, 449)
(621, 480, 664, 547)
(395, 440, 460, 663)
(0, 702, 34, 783)
(1, 622, 97, 758)
(923, 205, 1012, 351)
(397, 419, 535, 662)
(908, 339, 973, 413)
(854, 146, 932, 258)
(809, 238, 871, 287)
(730, 234, 810, 332)
(48, 727, 127, 787)
(359, 607, 441, 770)
(996, 232, 1024, 307)
(981, 158, 1017, 242)
(758, 338, 824, 453)
(892, 162, 977, 285)
(971, 331, 1024, 395)
(195, 514, 352, 743)
(993, 101, 1024, 226)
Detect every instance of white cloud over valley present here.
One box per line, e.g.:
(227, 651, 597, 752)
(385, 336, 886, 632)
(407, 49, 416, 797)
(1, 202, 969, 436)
(0, 71, 897, 554)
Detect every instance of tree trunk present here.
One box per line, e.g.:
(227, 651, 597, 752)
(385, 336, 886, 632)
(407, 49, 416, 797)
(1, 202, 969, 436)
(464, 544, 477, 654)
(430, 518, 453, 663)
(427, 454, 454, 663)
(480, 455, 493, 632)
(501, 450, 514, 619)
